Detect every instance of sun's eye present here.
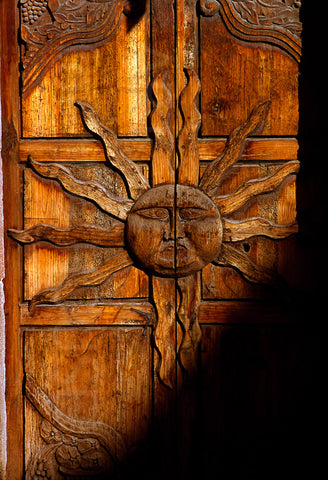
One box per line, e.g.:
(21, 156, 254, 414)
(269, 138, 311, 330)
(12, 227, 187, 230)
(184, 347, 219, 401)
(136, 207, 170, 220)
(179, 207, 208, 221)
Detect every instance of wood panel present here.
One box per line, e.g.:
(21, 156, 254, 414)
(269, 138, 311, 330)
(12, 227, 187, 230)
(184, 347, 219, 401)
(197, 138, 299, 162)
(19, 138, 299, 165)
(200, 14, 299, 136)
(151, 0, 175, 132)
(148, 5, 177, 472)
(20, 302, 154, 327)
(24, 169, 70, 300)
(19, 139, 152, 163)
(22, 12, 150, 138)
(24, 327, 152, 477)
(1, 3, 25, 477)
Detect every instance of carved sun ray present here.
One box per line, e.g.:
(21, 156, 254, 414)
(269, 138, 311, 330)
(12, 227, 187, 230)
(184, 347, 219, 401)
(8, 69, 298, 317)
(8, 223, 125, 247)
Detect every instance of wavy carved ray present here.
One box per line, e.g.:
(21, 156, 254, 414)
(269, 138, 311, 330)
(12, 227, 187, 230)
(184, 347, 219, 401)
(199, 100, 271, 197)
(29, 250, 133, 310)
(8, 223, 125, 247)
(29, 157, 134, 221)
(75, 101, 150, 200)
(215, 160, 299, 215)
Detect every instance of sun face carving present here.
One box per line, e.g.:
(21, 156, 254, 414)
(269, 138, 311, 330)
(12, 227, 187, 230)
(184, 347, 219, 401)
(126, 184, 223, 278)
(9, 68, 299, 311)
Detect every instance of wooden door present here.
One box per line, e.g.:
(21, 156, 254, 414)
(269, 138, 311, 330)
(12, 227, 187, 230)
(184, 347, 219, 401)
(1, 1, 320, 479)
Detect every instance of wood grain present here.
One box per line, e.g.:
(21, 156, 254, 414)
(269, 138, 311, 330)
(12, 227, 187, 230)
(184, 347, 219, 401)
(148, 1, 176, 410)
(151, 0, 175, 134)
(152, 276, 177, 390)
(223, 217, 298, 242)
(150, 70, 175, 186)
(22, 11, 150, 138)
(199, 0, 302, 61)
(176, 0, 199, 133)
(1, 2, 24, 476)
(19, 139, 152, 163)
(24, 328, 152, 473)
(199, 137, 299, 164)
(23, 169, 70, 302)
(200, 13, 299, 136)
(115, 11, 150, 137)
(25, 373, 127, 466)
(75, 101, 150, 200)
(2, 1, 303, 477)
(214, 243, 280, 286)
(201, 162, 292, 300)
(20, 0, 128, 94)
(177, 272, 202, 376)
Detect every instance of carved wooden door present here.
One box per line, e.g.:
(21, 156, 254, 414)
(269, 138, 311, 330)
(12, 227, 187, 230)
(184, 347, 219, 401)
(1, 1, 308, 479)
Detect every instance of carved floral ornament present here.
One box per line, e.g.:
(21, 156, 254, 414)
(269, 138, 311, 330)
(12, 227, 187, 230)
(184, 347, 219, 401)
(19, 0, 135, 93)
(24, 374, 126, 479)
(199, 0, 302, 61)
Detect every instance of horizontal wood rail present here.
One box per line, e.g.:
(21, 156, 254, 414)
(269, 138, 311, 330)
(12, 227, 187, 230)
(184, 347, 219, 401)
(199, 301, 299, 324)
(19, 138, 298, 163)
(20, 300, 299, 326)
(20, 301, 154, 326)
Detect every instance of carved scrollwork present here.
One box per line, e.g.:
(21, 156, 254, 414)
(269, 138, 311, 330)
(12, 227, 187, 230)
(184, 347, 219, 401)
(25, 373, 126, 479)
(199, 0, 302, 61)
(27, 420, 113, 479)
(19, 0, 130, 93)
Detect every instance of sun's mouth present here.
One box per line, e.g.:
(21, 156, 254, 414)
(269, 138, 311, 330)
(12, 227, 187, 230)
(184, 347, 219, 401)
(155, 240, 199, 276)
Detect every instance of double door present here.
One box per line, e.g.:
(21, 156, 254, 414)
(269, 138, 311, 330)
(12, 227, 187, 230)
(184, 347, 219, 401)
(2, 1, 307, 478)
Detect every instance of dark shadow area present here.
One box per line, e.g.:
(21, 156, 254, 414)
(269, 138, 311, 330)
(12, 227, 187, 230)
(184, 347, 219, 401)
(20, 4, 325, 479)
(296, 1, 327, 301)
(115, 326, 323, 480)
(116, 4, 326, 478)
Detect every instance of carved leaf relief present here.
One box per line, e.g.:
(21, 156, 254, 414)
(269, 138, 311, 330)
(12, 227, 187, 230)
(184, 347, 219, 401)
(20, 0, 129, 92)
(231, 0, 302, 37)
(25, 373, 126, 479)
(200, 0, 302, 61)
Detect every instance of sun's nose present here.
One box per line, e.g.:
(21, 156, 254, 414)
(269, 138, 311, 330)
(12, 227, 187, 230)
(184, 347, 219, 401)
(175, 214, 186, 239)
(163, 209, 175, 241)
